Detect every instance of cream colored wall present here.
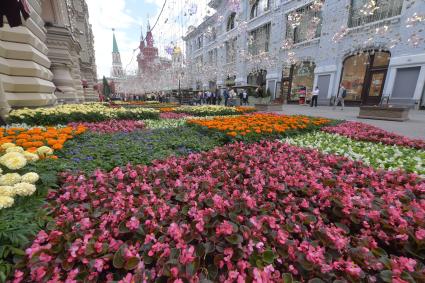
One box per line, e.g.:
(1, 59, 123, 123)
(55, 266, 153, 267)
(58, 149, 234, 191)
(0, 0, 57, 112)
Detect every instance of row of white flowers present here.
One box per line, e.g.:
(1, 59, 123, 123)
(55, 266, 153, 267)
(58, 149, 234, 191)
(285, 132, 425, 177)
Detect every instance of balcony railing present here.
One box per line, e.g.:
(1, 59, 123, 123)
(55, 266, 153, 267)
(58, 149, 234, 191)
(348, 0, 403, 28)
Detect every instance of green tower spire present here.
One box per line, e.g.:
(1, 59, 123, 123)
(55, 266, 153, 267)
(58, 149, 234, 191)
(112, 28, 119, 53)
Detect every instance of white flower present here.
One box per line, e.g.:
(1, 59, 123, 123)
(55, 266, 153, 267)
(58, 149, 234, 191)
(0, 195, 14, 209)
(37, 146, 53, 156)
(23, 151, 40, 162)
(13, 182, 36, 196)
(0, 186, 15, 197)
(0, 152, 27, 170)
(0, 173, 22, 186)
(21, 172, 40, 184)
(6, 146, 24, 153)
(1, 143, 16, 150)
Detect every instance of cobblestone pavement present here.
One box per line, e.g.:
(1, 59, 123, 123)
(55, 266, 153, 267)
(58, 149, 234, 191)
(272, 105, 425, 140)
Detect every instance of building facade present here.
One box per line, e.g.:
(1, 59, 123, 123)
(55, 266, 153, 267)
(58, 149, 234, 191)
(0, 0, 97, 117)
(183, 0, 425, 108)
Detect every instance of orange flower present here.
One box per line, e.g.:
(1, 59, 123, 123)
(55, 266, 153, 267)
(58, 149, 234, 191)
(52, 143, 63, 150)
(188, 114, 331, 138)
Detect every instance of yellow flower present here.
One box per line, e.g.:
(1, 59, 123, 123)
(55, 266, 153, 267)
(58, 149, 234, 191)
(0, 186, 15, 197)
(1, 143, 16, 150)
(0, 195, 14, 209)
(0, 173, 21, 186)
(6, 146, 24, 153)
(37, 146, 53, 156)
(23, 151, 39, 162)
(0, 152, 27, 170)
(13, 182, 36, 196)
(21, 172, 39, 184)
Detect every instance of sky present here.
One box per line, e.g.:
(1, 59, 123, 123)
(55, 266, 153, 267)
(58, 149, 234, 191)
(86, 0, 213, 79)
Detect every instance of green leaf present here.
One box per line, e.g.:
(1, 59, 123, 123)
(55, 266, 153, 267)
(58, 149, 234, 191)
(282, 273, 293, 283)
(225, 234, 243, 245)
(113, 249, 125, 269)
(308, 279, 325, 283)
(262, 250, 275, 264)
(124, 257, 140, 270)
(380, 270, 393, 283)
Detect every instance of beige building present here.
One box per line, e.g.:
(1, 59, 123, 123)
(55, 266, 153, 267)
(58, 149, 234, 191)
(0, 0, 97, 118)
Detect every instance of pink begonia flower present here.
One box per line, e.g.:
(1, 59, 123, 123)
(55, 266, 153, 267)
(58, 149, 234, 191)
(126, 217, 140, 231)
(216, 220, 234, 236)
(39, 252, 52, 263)
(12, 270, 23, 283)
(179, 245, 195, 264)
(415, 228, 425, 240)
(94, 259, 105, 272)
(170, 267, 179, 277)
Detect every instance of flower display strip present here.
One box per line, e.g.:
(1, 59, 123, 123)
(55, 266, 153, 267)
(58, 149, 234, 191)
(188, 113, 332, 139)
(68, 120, 145, 134)
(16, 141, 425, 282)
(286, 131, 425, 177)
(322, 121, 425, 150)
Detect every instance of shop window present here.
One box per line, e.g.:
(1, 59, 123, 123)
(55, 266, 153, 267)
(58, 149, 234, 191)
(348, 0, 403, 28)
(341, 54, 368, 101)
(227, 13, 236, 31)
(341, 51, 391, 103)
(286, 1, 323, 44)
(289, 62, 316, 101)
(248, 23, 271, 55)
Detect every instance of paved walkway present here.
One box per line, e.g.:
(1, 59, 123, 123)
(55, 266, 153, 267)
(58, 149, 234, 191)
(272, 105, 425, 140)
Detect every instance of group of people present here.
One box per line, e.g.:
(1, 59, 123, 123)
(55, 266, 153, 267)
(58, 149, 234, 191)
(309, 83, 347, 110)
(197, 88, 250, 107)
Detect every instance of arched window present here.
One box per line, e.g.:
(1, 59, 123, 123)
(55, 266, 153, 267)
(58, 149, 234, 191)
(227, 12, 236, 31)
(250, 0, 271, 19)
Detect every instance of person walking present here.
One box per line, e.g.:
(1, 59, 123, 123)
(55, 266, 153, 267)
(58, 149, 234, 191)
(224, 88, 230, 106)
(239, 90, 244, 106)
(242, 89, 248, 105)
(310, 86, 319, 107)
(216, 88, 222, 105)
(333, 84, 347, 110)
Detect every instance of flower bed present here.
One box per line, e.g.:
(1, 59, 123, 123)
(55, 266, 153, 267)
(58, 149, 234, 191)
(68, 120, 145, 134)
(15, 141, 425, 282)
(53, 126, 226, 173)
(188, 114, 332, 141)
(159, 112, 192, 120)
(0, 126, 86, 151)
(174, 105, 256, 116)
(8, 104, 159, 125)
(286, 131, 425, 176)
(322, 121, 425, 150)
(144, 119, 188, 130)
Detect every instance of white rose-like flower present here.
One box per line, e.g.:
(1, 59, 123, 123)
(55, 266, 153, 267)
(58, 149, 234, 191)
(37, 146, 53, 156)
(0, 195, 14, 209)
(0, 186, 15, 197)
(0, 173, 22, 186)
(23, 151, 40, 162)
(13, 182, 36, 196)
(1, 143, 16, 150)
(21, 172, 40, 184)
(0, 152, 27, 170)
(6, 146, 24, 153)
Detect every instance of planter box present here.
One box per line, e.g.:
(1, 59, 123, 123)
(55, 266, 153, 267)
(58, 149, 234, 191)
(358, 106, 410, 121)
(255, 104, 283, 112)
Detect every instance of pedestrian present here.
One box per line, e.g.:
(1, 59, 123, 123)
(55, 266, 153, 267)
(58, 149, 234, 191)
(229, 88, 236, 106)
(242, 89, 248, 105)
(333, 84, 347, 110)
(212, 91, 217, 105)
(239, 90, 244, 106)
(310, 86, 319, 107)
(216, 88, 221, 105)
(224, 88, 230, 106)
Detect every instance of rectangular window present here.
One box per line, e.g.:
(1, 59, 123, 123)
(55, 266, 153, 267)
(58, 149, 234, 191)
(208, 49, 218, 66)
(249, 23, 271, 56)
(285, 1, 323, 44)
(348, 0, 403, 28)
(226, 38, 237, 63)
